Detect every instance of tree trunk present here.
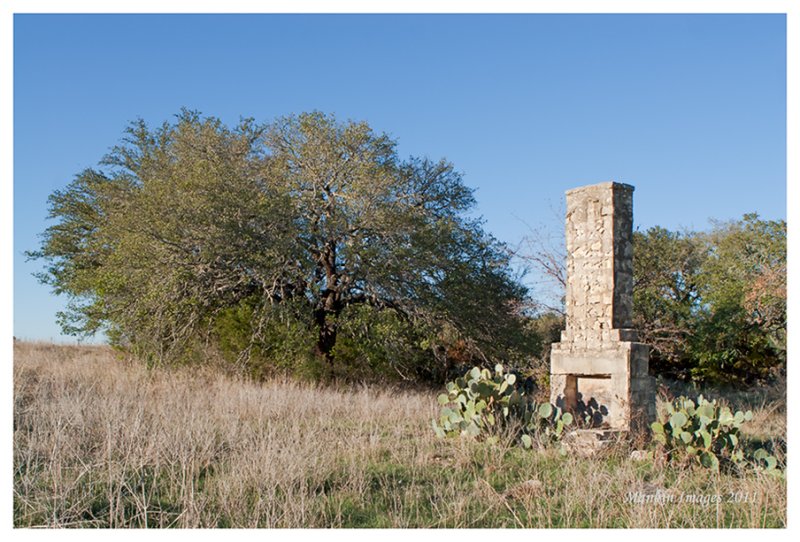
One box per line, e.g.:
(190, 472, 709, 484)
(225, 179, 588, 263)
(315, 239, 340, 374)
(314, 285, 340, 376)
(314, 309, 337, 368)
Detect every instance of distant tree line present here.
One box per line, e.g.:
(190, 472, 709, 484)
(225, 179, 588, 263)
(31, 110, 786, 387)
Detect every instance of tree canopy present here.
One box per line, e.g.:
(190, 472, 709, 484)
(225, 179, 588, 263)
(631, 214, 786, 385)
(31, 110, 537, 381)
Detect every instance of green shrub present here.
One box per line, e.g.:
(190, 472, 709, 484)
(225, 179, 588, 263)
(651, 395, 778, 473)
(212, 297, 322, 380)
(432, 364, 572, 448)
(331, 305, 434, 382)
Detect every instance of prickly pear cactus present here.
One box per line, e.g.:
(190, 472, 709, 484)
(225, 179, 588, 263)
(517, 401, 574, 448)
(651, 395, 778, 473)
(432, 364, 573, 448)
(432, 364, 519, 439)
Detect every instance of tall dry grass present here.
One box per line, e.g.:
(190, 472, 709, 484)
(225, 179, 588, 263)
(13, 341, 786, 528)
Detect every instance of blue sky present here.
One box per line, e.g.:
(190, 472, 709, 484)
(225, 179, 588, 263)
(13, 14, 786, 342)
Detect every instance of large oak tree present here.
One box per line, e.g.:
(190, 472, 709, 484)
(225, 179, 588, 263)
(32, 110, 535, 378)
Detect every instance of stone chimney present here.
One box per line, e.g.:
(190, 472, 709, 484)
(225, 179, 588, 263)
(550, 182, 655, 431)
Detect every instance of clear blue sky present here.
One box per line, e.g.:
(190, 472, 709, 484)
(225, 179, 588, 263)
(13, 14, 786, 343)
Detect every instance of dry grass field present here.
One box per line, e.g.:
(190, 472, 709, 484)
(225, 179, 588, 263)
(13, 341, 786, 528)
